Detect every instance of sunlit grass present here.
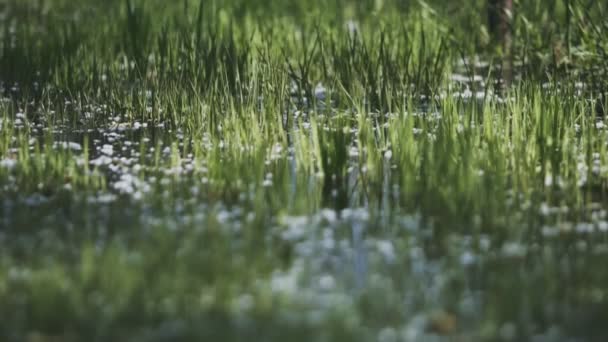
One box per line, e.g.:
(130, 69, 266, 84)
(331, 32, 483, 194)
(1, 0, 608, 341)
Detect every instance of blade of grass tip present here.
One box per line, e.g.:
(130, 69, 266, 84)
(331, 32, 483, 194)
(483, 58, 495, 103)
(431, 36, 447, 94)
(416, 23, 426, 94)
(455, 43, 475, 92)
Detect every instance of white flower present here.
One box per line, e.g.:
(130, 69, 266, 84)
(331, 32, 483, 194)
(100, 144, 114, 156)
(90, 156, 113, 166)
(314, 83, 327, 101)
(54, 141, 82, 151)
(0, 159, 17, 169)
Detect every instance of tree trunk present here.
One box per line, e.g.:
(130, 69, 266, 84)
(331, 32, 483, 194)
(488, 0, 513, 85)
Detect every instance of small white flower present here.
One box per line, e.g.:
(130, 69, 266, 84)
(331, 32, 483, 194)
(100, 144, 114, 156)
(0, 159, 17, 169)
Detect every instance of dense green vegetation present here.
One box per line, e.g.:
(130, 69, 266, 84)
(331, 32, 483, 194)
(1, 0, 608, 340)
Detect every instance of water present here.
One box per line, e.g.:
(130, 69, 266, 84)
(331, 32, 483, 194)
(2, 80, 608, 341)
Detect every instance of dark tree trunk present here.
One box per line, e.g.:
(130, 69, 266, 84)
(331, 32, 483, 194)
(488, 0, 512, 41)
(488, 0, 513, 85)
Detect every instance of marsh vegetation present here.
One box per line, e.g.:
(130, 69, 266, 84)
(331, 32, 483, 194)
(1, 0, 608, 341)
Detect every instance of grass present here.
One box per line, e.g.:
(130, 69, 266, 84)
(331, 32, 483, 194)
(1, 0, 608, 341)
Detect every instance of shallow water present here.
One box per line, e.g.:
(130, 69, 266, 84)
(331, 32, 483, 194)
(3, 99, 608, 341)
